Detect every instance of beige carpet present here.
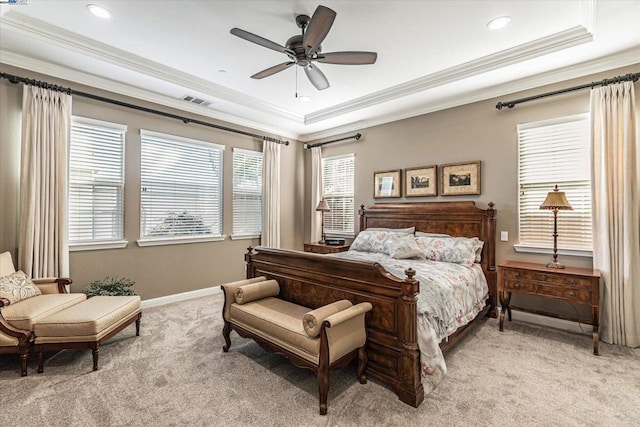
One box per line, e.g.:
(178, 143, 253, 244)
(1, 292, 639, 426)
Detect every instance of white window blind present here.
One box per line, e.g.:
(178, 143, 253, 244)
(517, 113, 592, 251)
(69, 117, 126, 244)
(322, 153, 355, 235)
(140, 130, 224, 239)
(232, 148, 263, 236)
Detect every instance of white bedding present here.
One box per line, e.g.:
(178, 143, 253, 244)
(328, 250, 488, 394)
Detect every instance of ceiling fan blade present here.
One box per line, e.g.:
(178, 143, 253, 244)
(230, 28, 289, 54)
(317, 51, 378, 65)
(304, 64, 330, 91)
(303, 5, 336, 55)
(251, 62, 295, 79)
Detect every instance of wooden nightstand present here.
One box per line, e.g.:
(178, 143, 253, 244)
(498, 260, 601, 355)
(303, 242, 350, 254)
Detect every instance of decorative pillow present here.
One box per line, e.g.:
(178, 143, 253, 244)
(472, 238, 484, 263)
(0, 270, 42, 304)
(234, 279, 279, 304)
(303, 300, 352, 337)
(385, 234, 424, 259)
(350, 229, 411, 254)
(366, 227, 415, 235)
(415, 236, 478, 266)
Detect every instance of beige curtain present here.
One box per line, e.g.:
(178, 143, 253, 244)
(261, 139, 281, 248)
(590, 81, 639, 348)
(310, 146, 323, 243)
(18, 86, 72, 278)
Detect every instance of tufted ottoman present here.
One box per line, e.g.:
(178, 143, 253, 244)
(33, 295, 141, 372)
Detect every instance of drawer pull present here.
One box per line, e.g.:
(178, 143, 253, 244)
(514, 283, 520, 289)
(568, 291, 575, 297)
(514, 272, 520, 278)
(569, 280, 577, 285)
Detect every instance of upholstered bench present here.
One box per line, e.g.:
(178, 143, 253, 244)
(221, 277, 372, 415)
(33, 295, 142, 373)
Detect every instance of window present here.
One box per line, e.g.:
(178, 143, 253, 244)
(517, 113, 592, 253)
(69, 117, 126, 248)
(322, 153, 355, 235)
(139, 130, 224, 245)
(232, 148, 263, 238)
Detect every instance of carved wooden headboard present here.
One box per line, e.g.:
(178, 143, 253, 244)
(358, 201, 497, 316)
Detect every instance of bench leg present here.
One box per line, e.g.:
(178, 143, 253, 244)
(19, 346, 29, 377)
(222, 321, 232, 352)
(357, 346, 367, 384)
(92, 344, 100, 371)
(36, 346, 44, 374)
(135, 313, 142, 336)
(318, 367, 329, 416)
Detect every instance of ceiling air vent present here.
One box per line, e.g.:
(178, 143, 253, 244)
(180, 95, 212, 107)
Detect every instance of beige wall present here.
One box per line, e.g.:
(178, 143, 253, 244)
(306, 64, 639, 314)
(0, 64, 304, 299)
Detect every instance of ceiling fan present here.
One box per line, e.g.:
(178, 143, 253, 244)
(230, 5, 377, 91)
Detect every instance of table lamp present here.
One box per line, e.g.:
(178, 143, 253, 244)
(539, 185, 573, 268)
(316, 198, 330, 244)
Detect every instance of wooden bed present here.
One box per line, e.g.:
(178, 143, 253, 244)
(245, 201, 497, 407)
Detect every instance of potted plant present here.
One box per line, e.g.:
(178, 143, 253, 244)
(85, 276, 137, 298)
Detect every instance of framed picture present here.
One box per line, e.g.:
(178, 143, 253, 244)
(404, 165, 437, 197)
(373, 169, 402, 198)
(440, 161, 481, 196)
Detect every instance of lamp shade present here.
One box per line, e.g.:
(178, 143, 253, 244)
(316, 199, 330, 212)
(540, 185, 573, 211)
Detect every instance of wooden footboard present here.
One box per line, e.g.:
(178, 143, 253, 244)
(246, 246, 425, 406)
(246, 201, 496, 407)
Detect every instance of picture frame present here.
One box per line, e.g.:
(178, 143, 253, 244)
(440, 161, 481, 196)
(404, 165, 437, 197)
(373, 169, 402, 198)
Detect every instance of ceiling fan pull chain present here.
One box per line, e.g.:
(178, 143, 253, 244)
(295, 65, 298, 98)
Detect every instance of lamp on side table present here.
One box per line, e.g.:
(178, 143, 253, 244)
(539, 185, 573, 268)
(316, 199, 330, 244)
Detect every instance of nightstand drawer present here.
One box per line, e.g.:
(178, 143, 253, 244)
(503, 279, 591, 303)
(303, 243, 350, 254)
(502, 269, 591, 288)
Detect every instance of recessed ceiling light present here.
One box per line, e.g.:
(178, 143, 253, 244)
(486, 16, 511, 31)
(87, 4, 111, 19)
(298, 95, 310, 102)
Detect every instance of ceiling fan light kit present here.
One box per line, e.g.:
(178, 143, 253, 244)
(230, 5, 377, 91)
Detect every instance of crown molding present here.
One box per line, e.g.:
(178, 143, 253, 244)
(299, 47, 640, 142)
(0, 51, 301, 141)
(305, 26, 593, 125)
(0, 13, 304, 124)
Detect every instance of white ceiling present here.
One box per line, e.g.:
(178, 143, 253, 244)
(1, 1, 638, 142)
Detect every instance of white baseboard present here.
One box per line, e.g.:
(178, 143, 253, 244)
(504, 309, 592, 336)
(141, 285, 222, 309)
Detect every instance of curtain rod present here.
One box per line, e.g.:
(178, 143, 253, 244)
(304, 133, 361, 149)
(0, 72, 289, 146)
(495, 72, 640, 110)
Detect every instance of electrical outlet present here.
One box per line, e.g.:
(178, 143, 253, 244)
(500, 231, 508, 242)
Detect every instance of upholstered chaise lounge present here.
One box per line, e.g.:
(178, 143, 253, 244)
(0, 251, 84, 376)
(221, 276, 372, 415)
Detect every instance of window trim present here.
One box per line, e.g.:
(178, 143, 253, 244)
(231, 147, 263, 239)
(516, 112, 592, 254)
(68, 116, 127, 249)
(138, 129, 225, 245)
(322, 153, 356, 236)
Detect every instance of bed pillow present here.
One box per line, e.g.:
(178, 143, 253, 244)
(415, 231, 452, 238)
(472, 238, 484, 263)
(366, 227, 415, 235)
(0, 270, 42, 304)
(385, 234, 424, 259)
(350, 229, 411, 254)
(415, 236, 478, 266)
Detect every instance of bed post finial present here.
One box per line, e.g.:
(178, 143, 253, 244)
(358, 204, 365, 216)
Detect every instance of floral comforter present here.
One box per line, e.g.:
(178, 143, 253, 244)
(328, 250, 488, 393)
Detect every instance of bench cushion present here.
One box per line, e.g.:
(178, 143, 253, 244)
(230, 297, 320, 363)
(1, 293, 87, 331)
(33, 296, 140, 341)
